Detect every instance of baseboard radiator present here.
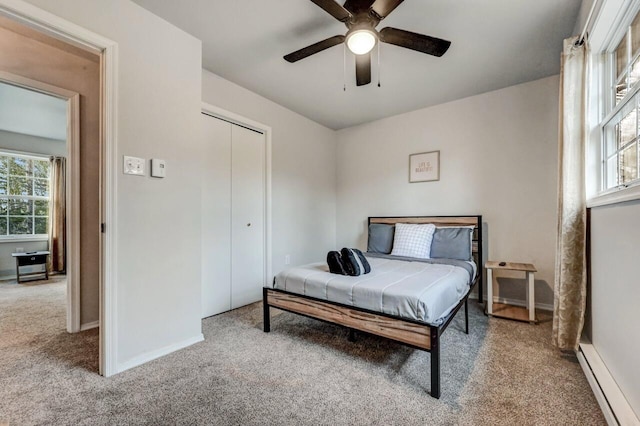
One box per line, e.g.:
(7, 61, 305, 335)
(578, 342, 640, 425)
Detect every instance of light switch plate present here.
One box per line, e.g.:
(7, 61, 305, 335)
(151, 159, 166, 178)
(124, 156, 145, 176)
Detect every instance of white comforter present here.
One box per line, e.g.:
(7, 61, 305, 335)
(272, 256, 472, 325)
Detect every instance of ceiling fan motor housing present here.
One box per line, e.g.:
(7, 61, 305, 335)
(346, 11, 380, 31)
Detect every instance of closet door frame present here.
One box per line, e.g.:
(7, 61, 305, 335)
(201, 102, 272, 288)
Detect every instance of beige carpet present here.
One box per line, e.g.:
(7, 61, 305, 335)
(0, 279, 604, 425)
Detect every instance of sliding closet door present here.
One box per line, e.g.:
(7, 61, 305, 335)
(201, 114, 232, 318)
(231, 125, 265, 309)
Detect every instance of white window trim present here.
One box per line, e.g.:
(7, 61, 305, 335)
(587, 181, 640, 207)
(0, 235, 48, 242)
(0, 149, 50, 162)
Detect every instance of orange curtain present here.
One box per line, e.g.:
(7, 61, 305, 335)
(47, 157, 66, 273)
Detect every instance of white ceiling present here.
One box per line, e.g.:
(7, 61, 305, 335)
(0, 82, 67, 140)
(133, 0, 582, 130)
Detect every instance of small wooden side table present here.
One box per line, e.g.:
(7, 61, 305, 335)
(12, 251, 50, 283)
(485, 261, 537, 323)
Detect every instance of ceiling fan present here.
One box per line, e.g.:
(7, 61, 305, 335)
(284, 0, 451, 86)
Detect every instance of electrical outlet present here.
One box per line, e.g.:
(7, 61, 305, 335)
(123, 155, 145, 176)
(285, 255, 291, 265)
(16, 247, 24, 253)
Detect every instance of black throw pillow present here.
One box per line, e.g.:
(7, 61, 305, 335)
(327, 251, 348, 275)
(340, 248, 371, 276)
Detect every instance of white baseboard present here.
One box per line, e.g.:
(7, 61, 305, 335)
(116, 333, 205, 374)
(469, 294, 553, 311)
(579, 342, 640, 425)
(80, 320, 99, 331)
(491, 296, 553, 311)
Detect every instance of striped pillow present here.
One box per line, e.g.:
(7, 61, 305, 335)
(390, 223, 436, 259)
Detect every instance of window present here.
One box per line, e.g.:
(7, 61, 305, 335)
(0, 153, 50, 238)
(602, 10, 640, 191)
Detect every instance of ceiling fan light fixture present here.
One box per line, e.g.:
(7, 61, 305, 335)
(346, 29, 377, 55)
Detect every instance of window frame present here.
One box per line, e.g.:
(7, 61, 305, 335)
(0, 150, 51, 241)
(601, 17, 640, 191)
(587, 0, 640, 207)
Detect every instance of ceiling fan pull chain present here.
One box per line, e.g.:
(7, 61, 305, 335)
(377, 41, 381, 88)
(343, 43, 347, 91)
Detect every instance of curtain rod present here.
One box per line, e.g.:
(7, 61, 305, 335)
(576, 0, 599, 46)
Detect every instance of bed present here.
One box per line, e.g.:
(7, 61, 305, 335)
(262, 215, 483, 398)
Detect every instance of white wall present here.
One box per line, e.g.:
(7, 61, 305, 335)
(336, 76, 559, 306)
(590, 201, 640, 418)
(0, 240, 48, 279)
(202, 70, 337, 277)
(0, 81, 67, 140)
(0, 129, 65, 157)
(24, 0, 204, 369)
(580, 0, 640, 420)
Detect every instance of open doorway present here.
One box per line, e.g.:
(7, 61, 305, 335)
(0, 75, 72, 316)
(0, 0, 118, 376)
(0, 16, 101, 372)
(0, 80, 91, 366)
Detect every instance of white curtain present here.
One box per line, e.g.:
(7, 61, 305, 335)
(553, 36, 588, 351)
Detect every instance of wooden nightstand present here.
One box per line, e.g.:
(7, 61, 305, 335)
(485, 261, 537, 323)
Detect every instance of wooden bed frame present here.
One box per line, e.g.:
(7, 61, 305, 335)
(262, 215, 483, 399)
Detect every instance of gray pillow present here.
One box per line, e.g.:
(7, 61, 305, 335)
(367, 224, 395, 254)
(430, 227, 473, 261)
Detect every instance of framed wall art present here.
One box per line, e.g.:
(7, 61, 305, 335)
(409, 151, 440, 183)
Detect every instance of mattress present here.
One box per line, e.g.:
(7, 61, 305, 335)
(271, 255, 475, 325)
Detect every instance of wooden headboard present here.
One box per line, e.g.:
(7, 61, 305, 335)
(367, 215, 483, 276)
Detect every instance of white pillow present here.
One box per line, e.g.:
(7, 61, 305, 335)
(390, 223, 436, 259)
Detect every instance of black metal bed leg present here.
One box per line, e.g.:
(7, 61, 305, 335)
(348, 328, 356, 342)
(430, 327, 441, 399)
(263, 287, 270, 333)
(464, 298, 469, 335)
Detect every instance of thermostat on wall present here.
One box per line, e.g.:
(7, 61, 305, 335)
(151, 159, 166, 178)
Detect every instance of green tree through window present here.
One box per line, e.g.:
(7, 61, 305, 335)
(0, 153, 50, 237)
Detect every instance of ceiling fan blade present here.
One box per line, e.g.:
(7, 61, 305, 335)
(284, 35, 345, 63)
(310, 0, 352, 22)
(380, 27, 451, 57)
(344, 0, 375, 14)
(370, 0, 404, 19)
(355, 52, 371, 86)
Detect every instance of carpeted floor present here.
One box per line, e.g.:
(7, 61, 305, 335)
(0, 279, 604, 425)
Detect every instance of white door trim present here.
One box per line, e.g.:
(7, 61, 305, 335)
(0, 71, 81, 334)
(0, 0, 119, 377)
(201, 102, 273, 287)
